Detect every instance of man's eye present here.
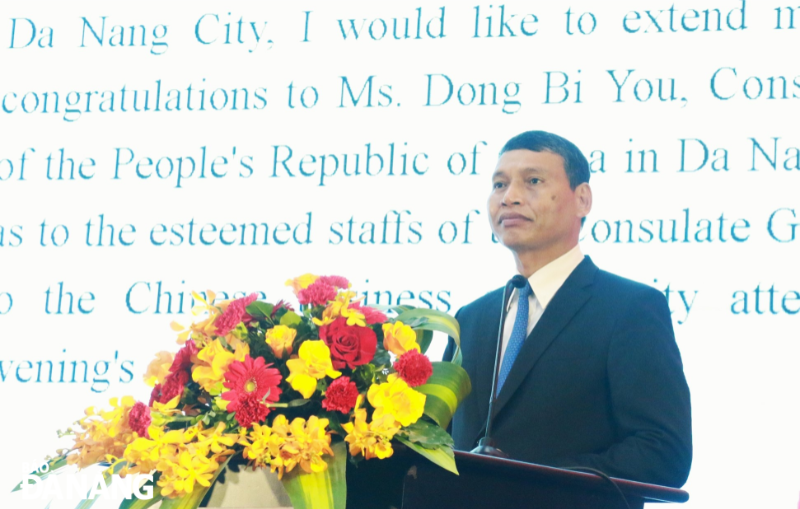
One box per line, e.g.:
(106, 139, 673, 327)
(530, 178, 541, 184)
(493, 182, 505, 189)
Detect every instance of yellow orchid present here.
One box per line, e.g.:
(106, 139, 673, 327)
(343, 408, 400, 460)
(382, 321, 420, 356)
(170, 291, 221, 345)
(285, 273, 319, 294)
(144, 351, 174, 387)
(158, 450, 220, 497)
(368, 374, 426, 427)
(192, 339, 250, 393)
(239, 422, 279, 469)
(67, 396, 139, 468)
(286, 341, 341, 398)
(268, 414, 333, 479)
(197, 422, 238, 455)
(312, 291, 366, 327)
(265, 325, 297, 358)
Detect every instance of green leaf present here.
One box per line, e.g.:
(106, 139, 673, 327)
(398, 419, 454, 449)
(415, 329, 434, 355)
(246, 301, 274, 319)
(416, 362, 471, 430)
(73, 462, 128, 509)
(280, 311, 303, 327)
(11, 455, 69, 492)
(395, 437, 459, 476)
(159, 457, 230, 509)
(395, 309, 462, 365)
(373, 304, 415, 315)
(281, 440, 347, 509)
(118, 482, 163, 509)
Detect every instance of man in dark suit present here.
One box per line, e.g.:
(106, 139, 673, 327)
(444, 131, 692, 488)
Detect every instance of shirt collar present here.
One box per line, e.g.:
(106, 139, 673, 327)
(507, 244, 585, 311)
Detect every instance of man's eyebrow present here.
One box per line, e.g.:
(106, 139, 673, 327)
(492, 167, 546, 178)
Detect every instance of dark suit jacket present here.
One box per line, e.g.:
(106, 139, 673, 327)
(444, 257, 692, 488)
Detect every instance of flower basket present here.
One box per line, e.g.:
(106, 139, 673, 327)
(12, 274, 471, 509)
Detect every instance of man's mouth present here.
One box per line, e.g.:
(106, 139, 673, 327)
(499, 213, 532, 227)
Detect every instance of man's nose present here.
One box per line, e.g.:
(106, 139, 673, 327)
(501, 180, 523, 205)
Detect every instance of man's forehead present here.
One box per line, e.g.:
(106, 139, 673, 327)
(493, 149, 565, 176)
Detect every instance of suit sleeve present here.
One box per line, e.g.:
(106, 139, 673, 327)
(556, 287, 693, 488)
(441, 307, 462, 363)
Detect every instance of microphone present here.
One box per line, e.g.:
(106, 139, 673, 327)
(471, 274, 528, 458)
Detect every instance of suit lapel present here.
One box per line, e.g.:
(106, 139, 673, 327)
(491, 257, 598, 419)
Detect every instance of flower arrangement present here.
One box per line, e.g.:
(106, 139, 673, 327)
(13, 274, 471, 509)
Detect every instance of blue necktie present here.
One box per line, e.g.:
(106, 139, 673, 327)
(497, 282, 532, 394)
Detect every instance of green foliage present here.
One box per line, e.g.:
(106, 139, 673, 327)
(397, 418, 454, 449)
(246, 302, 274, 319)
(395, 308, 462, 365)
(280, 311, 303, 327)
(11, 455, 68, 492)
(118, 479, 163, 509)
(416, 362, 471, 430)
(415, 329, 434, 355)
(395, 437, 458, 476)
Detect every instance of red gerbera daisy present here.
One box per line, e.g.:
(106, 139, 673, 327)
(222, 355, 282, 427)
(393, 350, 433, 387)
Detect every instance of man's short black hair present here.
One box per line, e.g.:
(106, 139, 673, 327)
(499, 130, 590, 190)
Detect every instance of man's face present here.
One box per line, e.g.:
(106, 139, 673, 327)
(488, 149, 588, 256)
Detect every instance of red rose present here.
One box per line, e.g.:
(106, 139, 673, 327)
(393, 350, 433, 387)
(322, 376, 359, 413)
(319, 317, 377, 370)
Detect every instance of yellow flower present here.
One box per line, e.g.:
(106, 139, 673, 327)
(171, 291, 221, 345)
(123, 425, 188, 468)
(286, 341, 341, 398)
(382, 321, 420, 356)
(265, 325, 297, 358)
(144, 351, 174, 387)
(368, 374, 426, 427)
(286, 273, 319, 294)
(197, 422, 238, 455)
(239, 422, 279, 469)
(343, 401, 400, 460)
(312, 291, 366, 327)
(192, 339, 250, 393)
(268, 415, 333, 479)
(158, 450, 220, 498)
(67, 396, 139, 468)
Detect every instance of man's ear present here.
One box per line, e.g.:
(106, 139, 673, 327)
(575, 182, 592, 219)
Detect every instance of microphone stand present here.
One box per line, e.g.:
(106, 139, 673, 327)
(471, 275, 526, 458)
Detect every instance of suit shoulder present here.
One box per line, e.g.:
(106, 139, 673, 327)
(457, 287, 505, 318)
(594, 268, 665, 304)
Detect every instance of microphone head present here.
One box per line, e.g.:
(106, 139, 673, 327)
(509, 275, 528, 289)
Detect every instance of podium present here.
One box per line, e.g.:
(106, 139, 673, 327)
(346, 449, 689, 509)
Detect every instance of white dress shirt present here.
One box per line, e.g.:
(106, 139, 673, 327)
(499, 244, 585, 369)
